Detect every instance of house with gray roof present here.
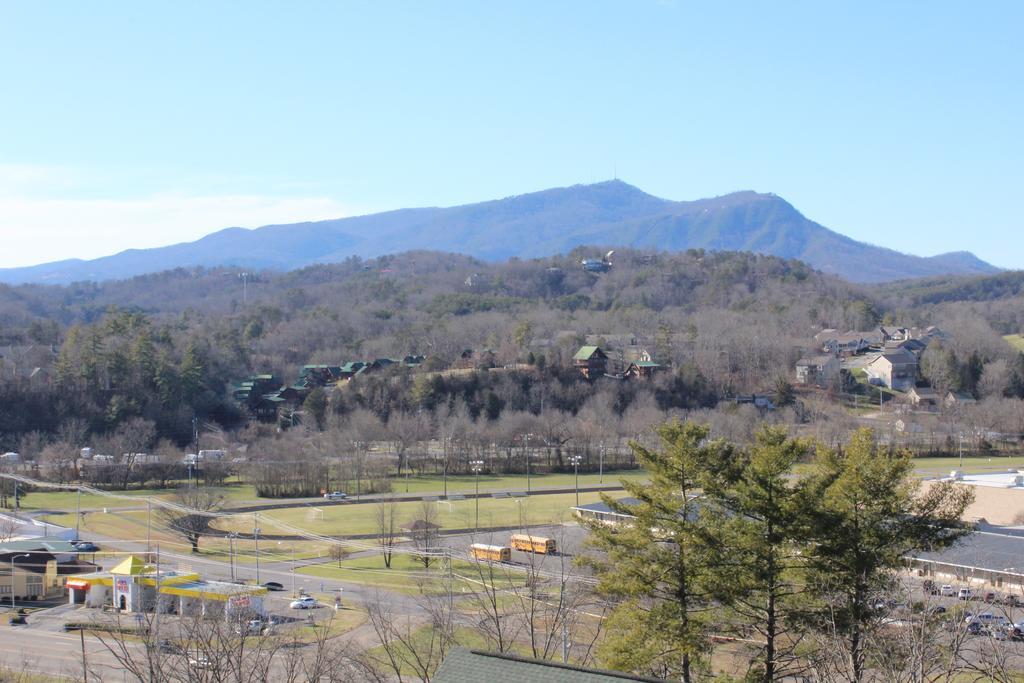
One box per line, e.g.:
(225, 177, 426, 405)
(865, 347, 918, 391)
(795, 355, 840, 386)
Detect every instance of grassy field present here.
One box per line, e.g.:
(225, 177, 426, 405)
(19, 483, 259, 512)
(295, 553, 524, 594)
(387, 469, 646, 495)
(209, 490, 619, 538)
(910, 454, 1024, 476)
(1005, 334, 1024, 352)
(17, 472, 642, 515)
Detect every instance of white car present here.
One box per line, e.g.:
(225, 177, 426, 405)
(958, 587, 977, 600)
(290, 597, 318, 609)
(323, 492, 348, 501)
(940, 584, 956, 597)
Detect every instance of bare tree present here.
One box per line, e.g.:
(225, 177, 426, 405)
(158, 487, 224, 553)
(365, 589, 455, 682)
(376, 499, 398, 569)
(409, 500, 441, 569)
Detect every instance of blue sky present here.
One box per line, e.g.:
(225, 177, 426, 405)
(1, 2, 1021, 269)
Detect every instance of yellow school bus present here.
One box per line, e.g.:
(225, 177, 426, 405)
(509, 534, 557, 555)
(469, 544, 512, 563)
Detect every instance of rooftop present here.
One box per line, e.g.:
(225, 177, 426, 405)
(909, 527, 1024, 575)
(940, 471, 1024, 489)
(434, 648, 667, 683)
(574, 346, 604, 361)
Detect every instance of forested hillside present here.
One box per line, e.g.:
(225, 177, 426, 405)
(1, 247, 1022, 460)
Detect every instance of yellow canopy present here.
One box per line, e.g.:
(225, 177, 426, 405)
(110, 555, 152, 576)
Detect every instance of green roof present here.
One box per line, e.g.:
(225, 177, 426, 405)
(634, 361, 661, 368)
(0, 538, 80, 554)
(573, 345, 603, 361)
(434, 649, 666, 683)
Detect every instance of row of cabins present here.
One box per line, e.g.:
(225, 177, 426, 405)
(234, 357, 425, 420)
(573, 346, 662, 380)
(813, 325, 943, 357)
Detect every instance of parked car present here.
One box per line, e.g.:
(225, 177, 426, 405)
(188, 655, 212, 670)
(158, 639, 182, 654)
(323, 492, 348, 501)
(234, 618, 266, 635)
(965, 612, 1008, 628)
(262, 581, 285, 591)
(71, 540, 100, 552)
(1008, 622, 1024, 641)
(939, 584, 956, 597)
(983, 591, 999, 603)
(958, 587, 976, 600)
(290, 596, 318, 610)
(1004, 594, 1023, 607)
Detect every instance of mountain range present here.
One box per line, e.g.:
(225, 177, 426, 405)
(0, 180, 999, 284)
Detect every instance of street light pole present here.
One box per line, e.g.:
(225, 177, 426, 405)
(524, 433, 532, 497)
(470, 460, 484, 531)
(291, 546, 296, 597)
(10, 554, 30, 609)
(599, 442, 604, 484)
(75, 488, 81, 540)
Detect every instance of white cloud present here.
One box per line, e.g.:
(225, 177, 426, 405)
(0, 193, 359, 268)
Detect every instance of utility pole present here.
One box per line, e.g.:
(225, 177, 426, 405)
(146, 498, 152, 552)
(228, 534, 236, 582)
(80, 624, 88, 683)
(447, 549, 454, 613)
(471, 460, 484, 531)
(75, 487, 82, 540)
(599, 441, 604, 484)
(254, 513, 261, 585)
(291, 545, 297, 597)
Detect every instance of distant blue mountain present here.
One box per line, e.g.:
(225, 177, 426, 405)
(0, 181, 999, 284)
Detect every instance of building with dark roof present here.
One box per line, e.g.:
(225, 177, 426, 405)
(905, 525, 1024, 594)
(434, 648, 667, 682)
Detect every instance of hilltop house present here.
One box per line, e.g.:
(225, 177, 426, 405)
(624, 360, 662, 379)
(795, 355, 840, 386)
(944, 391, 978, 409)
(814, 330, 880, 356)
(905, 386, 940, 411)
(865, 348, 918, 391)
(573, 346, 609, 379)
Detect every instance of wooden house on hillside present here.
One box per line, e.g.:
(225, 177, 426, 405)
(573, 346, 608, 379)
